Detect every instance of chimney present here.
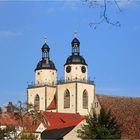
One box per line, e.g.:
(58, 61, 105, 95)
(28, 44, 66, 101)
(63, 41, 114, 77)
(6, 102, 14, 113)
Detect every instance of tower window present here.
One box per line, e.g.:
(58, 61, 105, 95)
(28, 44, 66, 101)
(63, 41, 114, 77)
(95, 102, 98, 108)
(64, 89, 70, 108)
(83, 90, 88, 109)
(34, 94, 40, 111)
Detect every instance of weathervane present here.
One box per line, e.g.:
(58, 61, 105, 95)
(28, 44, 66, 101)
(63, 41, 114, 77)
(44, 36, 47, 43)
(74, 31, 77, 38)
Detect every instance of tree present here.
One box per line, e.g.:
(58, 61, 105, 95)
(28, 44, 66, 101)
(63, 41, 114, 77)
(13, 101, 48, 139)
(77, 107, 122, 139)
(84, 0, 125, 29)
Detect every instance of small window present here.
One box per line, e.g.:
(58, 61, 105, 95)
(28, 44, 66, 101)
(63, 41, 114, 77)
(37, 72, 40, 75)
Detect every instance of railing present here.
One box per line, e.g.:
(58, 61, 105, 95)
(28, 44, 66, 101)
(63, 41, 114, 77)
(57, 78, 94, 85)
(28, 78, 94, 88)
(28, 82, 56, 88)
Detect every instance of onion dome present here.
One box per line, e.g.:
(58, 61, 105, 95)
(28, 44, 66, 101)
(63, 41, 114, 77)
(65, 55, 87, 66)
(35, 59, 56, 70)
(35, 42, 56, 71)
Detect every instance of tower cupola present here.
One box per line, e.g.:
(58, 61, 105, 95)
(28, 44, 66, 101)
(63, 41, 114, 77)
(35, 39, 56, 71)
(71, 34, 80, 56)
(35, 37, 57, 85)
(41, 43, 50, 60)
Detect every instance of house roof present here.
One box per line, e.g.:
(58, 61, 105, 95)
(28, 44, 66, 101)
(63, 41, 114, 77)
(0, 112, 41, 133)
(0, 112, 19, 126)
(97, 94, 140, 139)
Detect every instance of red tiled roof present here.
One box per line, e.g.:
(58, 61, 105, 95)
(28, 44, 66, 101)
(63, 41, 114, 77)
(97, 94, 140, 139)
(47, 97, 56, 110)
(0, 112, 41, 132)
(0, 112, 19, 126)
(42, 112, 84, 131)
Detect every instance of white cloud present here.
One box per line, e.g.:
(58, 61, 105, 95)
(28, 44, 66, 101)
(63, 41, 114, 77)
(0, 31, 22, 38)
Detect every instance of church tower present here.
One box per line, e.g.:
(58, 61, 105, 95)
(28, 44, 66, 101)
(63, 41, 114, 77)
(27, 39, 57, 111)
(64, 32, 88, 81)
(57, 33, 95, 115)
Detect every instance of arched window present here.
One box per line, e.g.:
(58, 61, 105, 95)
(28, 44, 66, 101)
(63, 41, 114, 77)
(64, 89, 70, 108)
(83, 90, 88, 109)
(34, 94, 40, 111)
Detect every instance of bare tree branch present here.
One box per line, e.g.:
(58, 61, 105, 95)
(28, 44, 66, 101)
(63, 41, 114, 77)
(85, 0, 123, 29)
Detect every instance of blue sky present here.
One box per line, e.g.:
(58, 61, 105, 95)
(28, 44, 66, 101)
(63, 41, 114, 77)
(0, 1, 140, 106)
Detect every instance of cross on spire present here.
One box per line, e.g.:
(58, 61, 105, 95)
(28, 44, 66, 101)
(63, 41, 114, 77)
(74, 31, 77, 38)
(44, 36, 47, 43)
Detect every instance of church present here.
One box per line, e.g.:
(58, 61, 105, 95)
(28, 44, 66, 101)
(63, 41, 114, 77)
(27, 33, 100, 139)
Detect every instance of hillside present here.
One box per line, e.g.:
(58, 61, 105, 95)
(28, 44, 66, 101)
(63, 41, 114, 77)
(97, 94, 140, 139)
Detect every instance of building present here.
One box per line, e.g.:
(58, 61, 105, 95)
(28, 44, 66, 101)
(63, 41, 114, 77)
(27, 34, 99, 116)
(26, 33, 100, 139)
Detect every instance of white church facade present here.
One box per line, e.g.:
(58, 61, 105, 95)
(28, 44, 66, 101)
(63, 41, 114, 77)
(26, 34, 100, 139)
(27, 34, 97, 116)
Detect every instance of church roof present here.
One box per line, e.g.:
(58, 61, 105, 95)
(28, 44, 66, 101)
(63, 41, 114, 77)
(41, 112, 84, 139)
(97, 94, 140, 139)
(47, 96, 57, 110)
(41, 126, 75, 139)
(43, 112, 84, 131)
(65, 55, 87, 66)
(35, 59, 56, 71)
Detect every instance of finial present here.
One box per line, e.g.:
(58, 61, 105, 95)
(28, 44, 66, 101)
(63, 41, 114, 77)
(44, 36, 47, 43)
(74, 31, 77, 38)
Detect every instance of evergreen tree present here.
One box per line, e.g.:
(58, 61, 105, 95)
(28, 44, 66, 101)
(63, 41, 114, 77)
(77, 107, 122, 139)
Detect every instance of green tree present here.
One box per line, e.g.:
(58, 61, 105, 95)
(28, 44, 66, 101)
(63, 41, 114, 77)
(77, 107, 122, 139)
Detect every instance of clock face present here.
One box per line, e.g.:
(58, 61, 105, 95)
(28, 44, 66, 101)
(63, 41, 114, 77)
(81, 66, 86, 73)
(66, 66, 71, 73)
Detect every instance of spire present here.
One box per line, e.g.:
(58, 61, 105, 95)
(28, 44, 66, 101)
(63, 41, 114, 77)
(71, 32, 80, 55)
(74, 31, 77, 38)
(41, 36, 50, 60)
(44, 36, 47, 43)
